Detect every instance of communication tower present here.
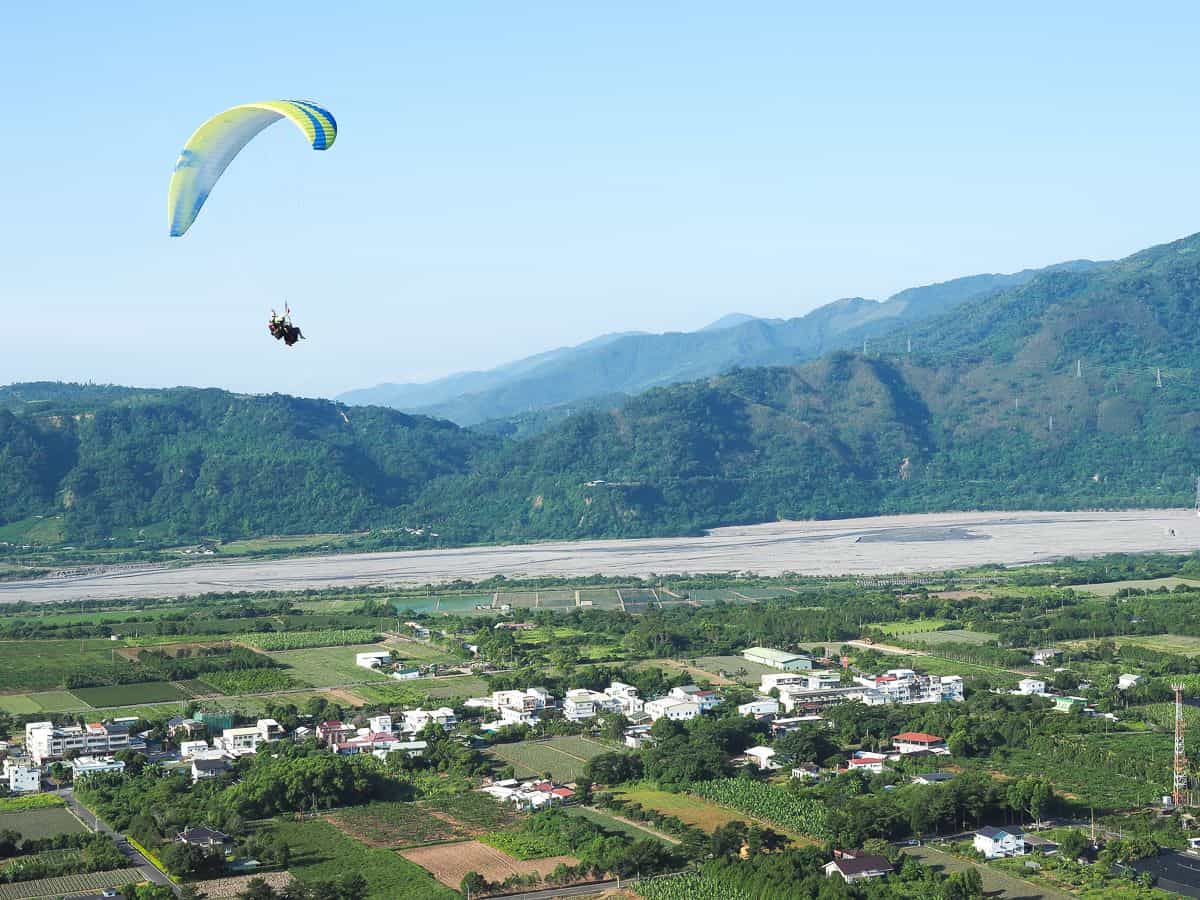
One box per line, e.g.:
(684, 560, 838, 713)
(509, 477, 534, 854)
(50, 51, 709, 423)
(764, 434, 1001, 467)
(1174, 683, 1189, 808)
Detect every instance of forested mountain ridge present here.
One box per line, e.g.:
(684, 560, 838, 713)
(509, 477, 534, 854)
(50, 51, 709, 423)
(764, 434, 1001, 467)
(1, 233, 1198, 549)
(339, 262, 1096, 425)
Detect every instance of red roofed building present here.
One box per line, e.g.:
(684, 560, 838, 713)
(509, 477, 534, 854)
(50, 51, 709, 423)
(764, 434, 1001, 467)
(316, 721, 354, 745)
(550, 787, 575, 800)
(892, 732, 946, 754)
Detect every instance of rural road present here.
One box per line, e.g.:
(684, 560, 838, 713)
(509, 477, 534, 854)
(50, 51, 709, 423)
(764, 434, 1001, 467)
(61, 788, 180, 895)
(3, 508, 1199, 603)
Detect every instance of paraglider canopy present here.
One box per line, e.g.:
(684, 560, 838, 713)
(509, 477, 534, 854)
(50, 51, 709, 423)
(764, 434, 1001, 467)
(167, 100, 337, 237)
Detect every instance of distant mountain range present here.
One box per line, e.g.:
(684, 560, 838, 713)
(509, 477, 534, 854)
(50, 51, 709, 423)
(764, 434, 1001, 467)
(337, 262, 1099, 426)
(2, 233, 1198, 549)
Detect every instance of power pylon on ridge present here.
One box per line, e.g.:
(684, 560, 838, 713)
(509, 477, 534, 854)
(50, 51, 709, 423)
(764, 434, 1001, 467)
(1174, 683, 1189, 808)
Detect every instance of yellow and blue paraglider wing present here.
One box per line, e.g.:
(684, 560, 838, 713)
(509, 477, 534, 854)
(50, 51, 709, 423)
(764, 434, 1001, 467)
(167, 100, 337, 237)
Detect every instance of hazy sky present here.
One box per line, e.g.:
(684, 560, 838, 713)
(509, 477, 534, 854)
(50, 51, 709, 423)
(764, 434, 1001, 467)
(4, 3, 1200, 398)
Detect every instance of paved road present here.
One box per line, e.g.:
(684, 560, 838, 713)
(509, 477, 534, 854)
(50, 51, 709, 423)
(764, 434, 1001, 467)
(61, 788, 179, 895)
(904, 844, 1072, 900)
(4, 509, 1199, 603)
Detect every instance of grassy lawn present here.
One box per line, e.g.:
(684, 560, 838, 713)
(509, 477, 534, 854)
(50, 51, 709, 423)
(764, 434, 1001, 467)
(0, 808, 86, 839)
(564, 807, 676, 844)
(905, 629, 999, 645)
(1096, 633, 1200, 656)
(904, 845, 1072, 900)
(268, 644, 397, 687)
(266, 817, 456, 900)
(612, 787, 750, 833)
(690, 655, 782, 686)
(71, 681, 190, 706)
(0, 638, 130, 692)
(489, 736, 616, 782)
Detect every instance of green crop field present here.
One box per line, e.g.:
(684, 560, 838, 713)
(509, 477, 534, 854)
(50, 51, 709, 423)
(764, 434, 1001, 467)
(268, 644, 397, 687)
(330, 793, 523, 848)
(876, 619, 952, 636)
(0, 638, 130, 692)
(1104, 634, 1200, 656)
(488, 736, 615, 782)
(71, 681, 189, 706)
(267, 817, 456, 900)
(384, 640, 457, 663)
(0, 807, 86, 840)
(26, 690, 89, 712)
(0, 694, 42, 714)
(199, 669, 297, 694)
(0, 868, 145, 900)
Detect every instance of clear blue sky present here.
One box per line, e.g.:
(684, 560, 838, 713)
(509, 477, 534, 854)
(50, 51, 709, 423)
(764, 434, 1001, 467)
(3, 2, 1200, 398)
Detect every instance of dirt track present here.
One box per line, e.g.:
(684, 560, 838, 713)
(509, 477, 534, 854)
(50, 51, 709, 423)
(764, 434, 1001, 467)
(2, 508, 1198, 603)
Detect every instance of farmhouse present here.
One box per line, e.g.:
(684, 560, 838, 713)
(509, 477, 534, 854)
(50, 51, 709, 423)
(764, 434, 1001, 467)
(1118, 673, 1144, 690)
(974, 826, 1025, 859)
(316, 721, 355, 744)
(178, 827, 233, 850)
(743, 647, 812, 671)
(845, 751, 888, 774)
(824, 852, 893, 884)
(1032, 648, 1061, 666)
(1054, 696, 1087, 714)
(791, 763, 820, 781)
(179, 740, 210, 758)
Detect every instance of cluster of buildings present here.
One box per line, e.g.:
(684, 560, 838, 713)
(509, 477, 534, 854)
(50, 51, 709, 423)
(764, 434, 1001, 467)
(466, 681, 724, 731)
(479, 777, 575, 810)
(740, 731, 949, 777)
(354, 650, 422, 681)
(730, 667, 963, 721)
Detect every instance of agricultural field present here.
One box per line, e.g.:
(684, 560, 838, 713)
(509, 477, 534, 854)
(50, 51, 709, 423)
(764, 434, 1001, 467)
(328, 792, 522, 848)
(904, 628, 1000, 646)
(612, 787, 750, 833)
(488, 736, 615, 782)
(894, 653, 1022, 687)
(0, 807, 86, 839)
(1137, 702, 1200, 730)
(1092, 633, 1200, 656)
(0, 868, 144, 900)
(692, 779, 827, 840)
(876, 618, 952, 636)
(1071, 576, 1200, 597)
(234, 629, 380, 651)
(575, 588, 623, 610)
(0, 638, 129, 692)
(0, 690, 91, 714)
(533, 589, 576, 609)
(904, 845, 1072, 900)
(401, 840, 577, 891)
(496, 591, 539, 609)
(71, 681, 189, 706)
(635, 872, 751, 900)
(199, 668, 297, 694)
(267, 644, 397, 687)
(267, 818, 456, 900)
(380, 638, 458, 663)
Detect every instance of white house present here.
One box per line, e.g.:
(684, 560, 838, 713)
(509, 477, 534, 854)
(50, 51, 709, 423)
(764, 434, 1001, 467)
(3, 758, 40, 793)
(1118, 673, 1144, 690)
(604, 682, 644, 715)
(392, 668, 421, 681)
(892, 732, 947, 755)
(846, 751, 888, 774)
(179, 740, 210, 759)
(369, 715, 394, 735)
(624, 725, 654, 749)
(668, 685, 722, 711)
(24, 721, 131, 764)
(738, 697, 781, 718)
(791, 763, 821, 781)
(191, 756, 232, 782)
(974, 826, 1025, 859)
(745, 746, 781, 771)
(644, 698, 701, 722)
(70, 756, 125, 779)
(356, 651, 393, 670)
(1015, 678, 1046, 696)
(217, 726, 263, 755)
(402, 708, 456, 734)
(563, 689, 610, 721)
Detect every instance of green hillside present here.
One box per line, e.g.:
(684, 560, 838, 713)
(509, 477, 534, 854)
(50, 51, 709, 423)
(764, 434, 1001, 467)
(1, 234, 1198, 549)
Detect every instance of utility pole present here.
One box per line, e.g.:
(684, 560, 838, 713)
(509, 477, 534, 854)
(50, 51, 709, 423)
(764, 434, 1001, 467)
(1174, 683, 1189, 809)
